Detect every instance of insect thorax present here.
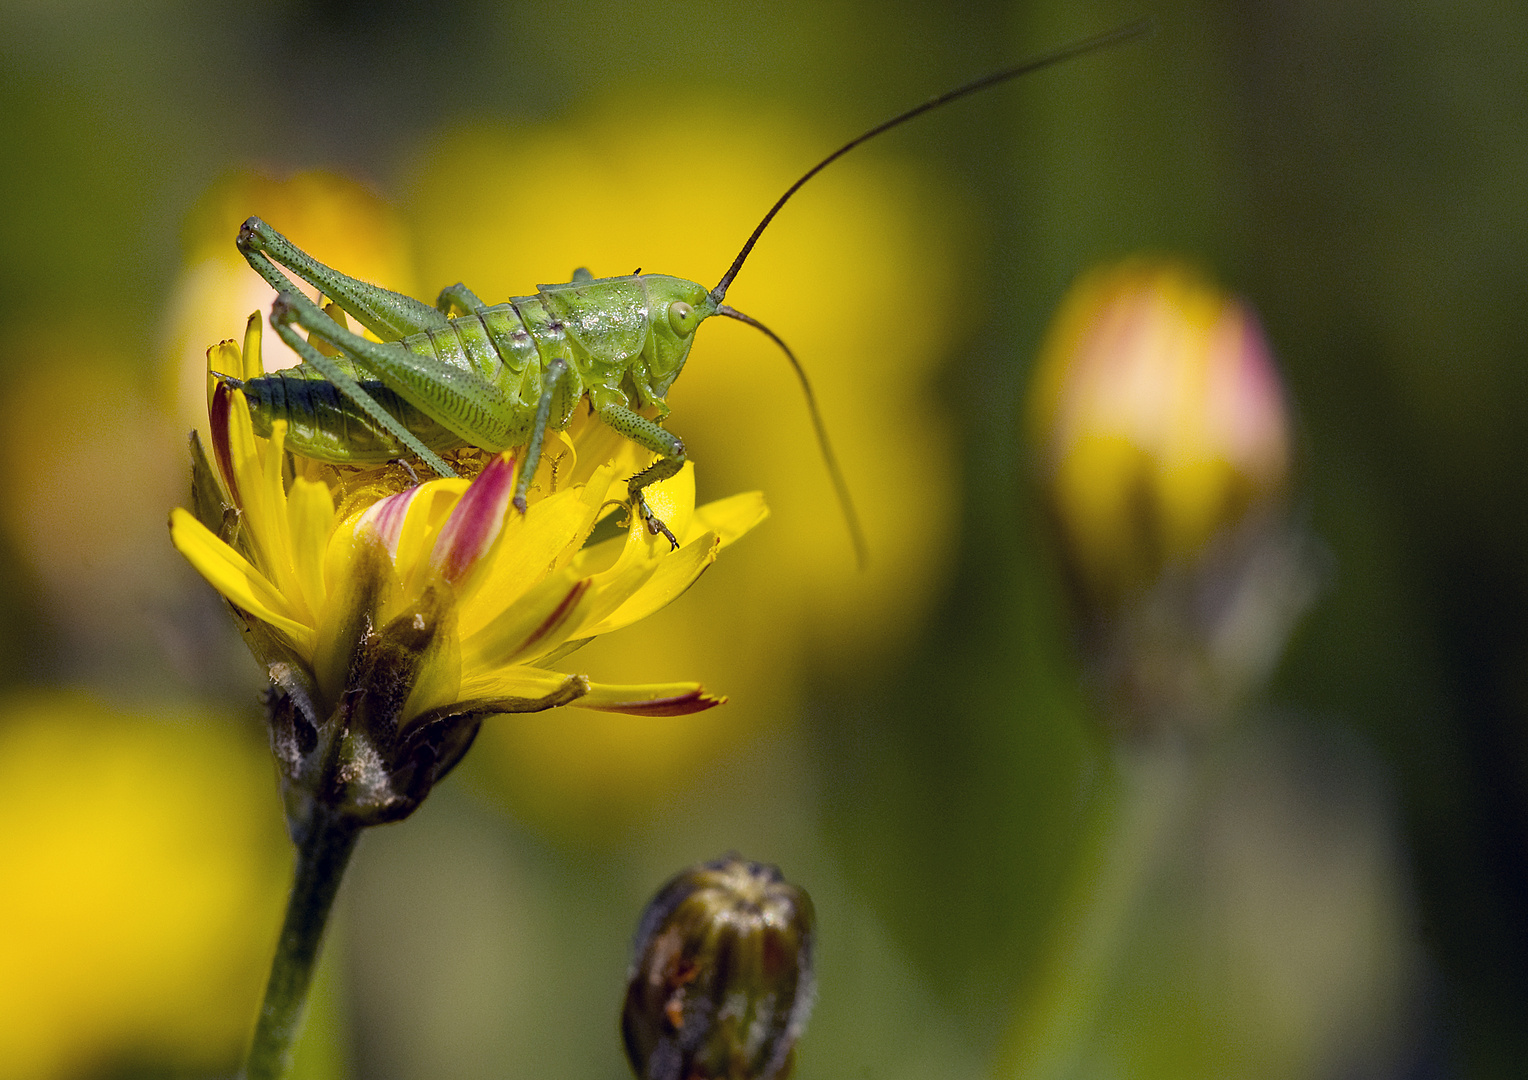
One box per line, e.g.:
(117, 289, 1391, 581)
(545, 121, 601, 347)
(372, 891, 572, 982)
(537, 273, 711, 406)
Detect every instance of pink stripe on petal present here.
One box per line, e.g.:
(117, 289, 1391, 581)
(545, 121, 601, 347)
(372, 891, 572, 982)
(432, 453, 516, 583)
(512, 578, 590, 658)
(359, 487, 420, 558)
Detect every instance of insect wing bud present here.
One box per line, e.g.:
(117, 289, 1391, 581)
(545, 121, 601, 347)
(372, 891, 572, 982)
(622, 856, 816, 1080)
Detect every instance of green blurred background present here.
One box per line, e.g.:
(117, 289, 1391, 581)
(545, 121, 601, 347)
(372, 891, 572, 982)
(1, 0, 1525, 1077)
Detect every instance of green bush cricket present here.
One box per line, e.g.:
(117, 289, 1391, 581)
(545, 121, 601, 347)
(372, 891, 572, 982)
(224, 22, 1146, 566)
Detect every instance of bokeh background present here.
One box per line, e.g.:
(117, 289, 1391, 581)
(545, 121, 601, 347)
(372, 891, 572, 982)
(1, 0, 1525, 1077)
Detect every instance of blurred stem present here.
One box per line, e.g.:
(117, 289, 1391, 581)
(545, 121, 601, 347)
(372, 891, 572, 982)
(1000, 741, 1195, 1080)
(244, 808, 360, 1080)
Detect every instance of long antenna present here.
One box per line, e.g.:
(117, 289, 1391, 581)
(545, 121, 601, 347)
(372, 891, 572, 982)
(709, 20, 1150, 569)
(717, 304, 869, 570)
(709, 19, 1150, 303)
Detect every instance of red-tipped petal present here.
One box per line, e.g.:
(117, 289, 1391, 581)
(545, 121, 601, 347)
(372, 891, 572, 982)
(578, 685, 726, 717)
(432, 452, 516, 584)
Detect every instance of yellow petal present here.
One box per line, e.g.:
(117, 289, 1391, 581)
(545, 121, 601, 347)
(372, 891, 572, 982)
(456, 487, 597, 637)
(560, 418, 633, 490)
(323, 508, 369, 606)
(577, 532, 720, 638)
(568, 482, 683, 620)
(241, 310, 265, 379)
(570, 529, 664, 630)
(683, 491, 769, 548)
(222, 402, 302, 621)
(285, 477, 335, 619)
(399, 601, 463, 721)
(461, 569, 596, 671)
(205, 340, 242, 414)
(223, 387, 263, 516)
(567, 463, 695, 599)
(311, 535, 392, 707)
(355, 485, 423, 557)
(568, 530, 626, 577)
(551, 463, 621, 573)
(393, 479, 469, 595)
(641, 461, 695, 543)
(169, 509, 315, 654)
(254, 420, 315, 624)
(575, 681, 725, 716)
(457, 665, 590, 705)
(430, 453, 517, 586)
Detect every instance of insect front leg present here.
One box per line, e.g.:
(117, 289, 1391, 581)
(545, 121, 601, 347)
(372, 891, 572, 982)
(238, 217, 450, 341)
(595, 403, 686, 550)
(268, 291, 459, 478)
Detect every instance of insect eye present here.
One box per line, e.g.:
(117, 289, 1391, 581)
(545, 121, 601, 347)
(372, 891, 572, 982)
(668, 301, 696, 334)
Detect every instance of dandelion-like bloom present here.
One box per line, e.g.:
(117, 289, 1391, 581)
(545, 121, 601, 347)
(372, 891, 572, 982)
(172, 316, 765, 833)
(170, 315, 764, 1078)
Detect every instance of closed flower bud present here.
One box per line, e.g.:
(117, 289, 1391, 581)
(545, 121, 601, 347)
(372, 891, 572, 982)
(1029, 260, 1290, 607)
(1028, 260, 1313, 731)
(622, 856, 815, 1080)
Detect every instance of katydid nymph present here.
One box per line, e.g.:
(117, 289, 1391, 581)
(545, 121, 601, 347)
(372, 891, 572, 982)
(225, 22, 1147, 567)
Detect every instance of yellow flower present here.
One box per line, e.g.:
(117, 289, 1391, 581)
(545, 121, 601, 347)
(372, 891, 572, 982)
(170, 320, 765, 830)
(0, 692, 284, 1079)
(1030, 259, 1291, 604)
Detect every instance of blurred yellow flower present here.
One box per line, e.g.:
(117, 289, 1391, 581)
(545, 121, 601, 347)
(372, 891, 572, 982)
(0, 693, 284, 1079)
(1029, 260, 1290, 605)
(0, 335, 182, 652)
(171, 324, 764, 830)
(401, 102, 965, 825)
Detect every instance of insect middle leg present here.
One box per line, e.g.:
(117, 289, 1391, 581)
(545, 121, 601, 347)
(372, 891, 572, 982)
(596, 403, 686, 550)
(514, 356, 573, 513)
(436, 283, 489, 315)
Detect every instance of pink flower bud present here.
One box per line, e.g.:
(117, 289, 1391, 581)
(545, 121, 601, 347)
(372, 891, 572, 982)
(1030, 260, 1291, 604)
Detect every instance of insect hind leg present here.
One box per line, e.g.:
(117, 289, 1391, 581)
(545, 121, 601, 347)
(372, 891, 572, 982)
(238, 217, 449, 341)
(595, 403, 686, 550)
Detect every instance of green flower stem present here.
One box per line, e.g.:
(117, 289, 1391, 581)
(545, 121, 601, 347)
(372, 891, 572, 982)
(1000, 742, 1195, 1080)
(244, 808, 361, 1080)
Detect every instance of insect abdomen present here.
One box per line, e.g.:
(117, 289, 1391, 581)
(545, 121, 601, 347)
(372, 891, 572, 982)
(243, 366, 466, 463)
